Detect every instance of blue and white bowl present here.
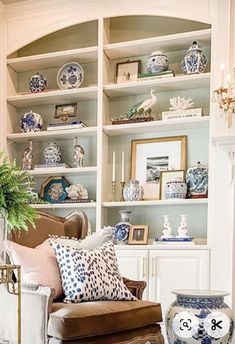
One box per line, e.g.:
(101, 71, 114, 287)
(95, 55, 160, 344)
(147, 51, 169, 73)
(20, 110, 43, 132)
(29, 73, 47, 93)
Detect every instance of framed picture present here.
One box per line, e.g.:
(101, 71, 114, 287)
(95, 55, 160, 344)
(128, 225, 149, 245)
(160, 170, 185, 200)
(116, 60, 141, 83)
(40, 176, 69, 203)
(131, 136, 187, 200)
(55, 103, 77, 121)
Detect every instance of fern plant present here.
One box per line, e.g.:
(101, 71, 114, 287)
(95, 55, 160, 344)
(0, 152, 38, 232)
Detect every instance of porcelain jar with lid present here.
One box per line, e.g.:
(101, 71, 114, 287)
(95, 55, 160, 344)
(29, 72, 47, 93)
(181, 41, 208, 75)
(166, 290, 234, 344)
(147, 51, 169, 73)
(164, 177, 187, 199)
(186, 162, 208, 198)
(113, 210, 132, 245)
(43, 142, 62, 166)
(20, 110, 43, 132)
(123, 179, 144, 201)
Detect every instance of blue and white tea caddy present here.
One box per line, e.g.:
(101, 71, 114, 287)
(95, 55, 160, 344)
(147, 51, 169, 73)
(181, 41, 208, 75)
(29, 72, 47, 93)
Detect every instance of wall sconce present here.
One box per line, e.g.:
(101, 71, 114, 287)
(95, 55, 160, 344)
(213, 64, 235, 129)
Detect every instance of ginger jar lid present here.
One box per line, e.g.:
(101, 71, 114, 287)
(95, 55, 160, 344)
(187, 41, 202, 52)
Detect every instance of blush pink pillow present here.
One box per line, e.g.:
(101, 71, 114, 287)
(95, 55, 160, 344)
(7, 239, 62, 299)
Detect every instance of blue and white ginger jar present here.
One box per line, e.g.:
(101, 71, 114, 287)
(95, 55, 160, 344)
(165, 177, 187, 199)
(123, 179, 144, 201)
(113, 211, 132, 245)
(166, 290, 234, 344)
(20, 110, 43, 132)
(181, 41, 208, 75)
(43, 142, 62, 165)
(147, 51, 169, 73)
(29, 72, 47, 93)
(186, 162, 208, 198)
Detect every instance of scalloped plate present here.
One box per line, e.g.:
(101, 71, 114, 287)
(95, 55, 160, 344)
(57, 62, 84, 90)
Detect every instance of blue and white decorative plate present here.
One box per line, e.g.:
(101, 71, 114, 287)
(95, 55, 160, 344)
(57, 62, 84, 90)
(20, 110, 43, 132)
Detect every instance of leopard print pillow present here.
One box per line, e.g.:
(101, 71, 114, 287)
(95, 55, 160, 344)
(50, 240, 136, 303)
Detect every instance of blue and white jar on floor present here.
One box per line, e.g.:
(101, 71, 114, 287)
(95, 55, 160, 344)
(113, 211, 132, 245)
(123, 180, 144, 201)
(166, 290, 234, 344)
(181, 41, 207, 75)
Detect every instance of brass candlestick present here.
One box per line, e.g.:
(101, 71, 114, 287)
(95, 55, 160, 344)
(120, 181, 125, 201)
(110, 181, 116, 202)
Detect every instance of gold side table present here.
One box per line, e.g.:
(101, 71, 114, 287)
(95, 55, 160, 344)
(0, 265, 21, 344)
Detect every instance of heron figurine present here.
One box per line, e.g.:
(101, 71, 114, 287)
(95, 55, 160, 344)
(119, 89, 157, 120)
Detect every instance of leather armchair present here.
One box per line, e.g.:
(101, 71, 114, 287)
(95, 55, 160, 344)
(0, 211, 163, 344)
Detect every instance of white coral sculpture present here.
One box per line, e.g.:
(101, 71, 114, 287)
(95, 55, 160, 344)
(169, 96, 194, 111)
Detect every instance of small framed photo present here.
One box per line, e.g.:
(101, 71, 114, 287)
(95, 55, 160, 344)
(116, 60, 141, 83)
(128, 225, 149, 245)
(55, 103, 77, 120)
(160, 170, 185, 200)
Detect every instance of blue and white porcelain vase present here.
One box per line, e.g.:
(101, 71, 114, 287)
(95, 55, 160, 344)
(147, 51, 169, 73)
(123, 180, 144, 201)
(29, 72, 47, 93)
(181, 41, 208, 75)
(166, 290, 234, 344)
(186, 162, 208, 198)
(20, 110, 43, 132)
(113, 211, 132, 245)
(43, 142, 62, 165)
(165, 178, 187, 199)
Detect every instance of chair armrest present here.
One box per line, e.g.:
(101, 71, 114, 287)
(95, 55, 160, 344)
(0, 283, 53, 344)
(123, 277, 147, 300)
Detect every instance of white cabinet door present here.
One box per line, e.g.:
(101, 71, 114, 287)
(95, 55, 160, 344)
(149, 250, 210, 315)
(115, 249, 149, 300)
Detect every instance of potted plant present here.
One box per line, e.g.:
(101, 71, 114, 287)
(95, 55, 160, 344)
(0, 152, 38, 262)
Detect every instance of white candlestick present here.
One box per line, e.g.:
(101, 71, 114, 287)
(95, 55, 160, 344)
(220, 63, 225, 88)
(112, 151, 116, 182)
(121, 151, 125, 182)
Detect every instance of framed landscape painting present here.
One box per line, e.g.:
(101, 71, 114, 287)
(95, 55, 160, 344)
(131, 136, 187, 200)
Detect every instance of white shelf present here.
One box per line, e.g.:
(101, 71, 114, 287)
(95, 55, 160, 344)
(104, 73, 210, 97)
(104, 29, 211, 59)
(103, 117, 209, 136)
(115, 244, 210, 250)
(30, 166, 97, 177)
(102, 199, 208, 207)
(7, 46, 98, 72)
(31, 202, 97, 209)
(7, 86, 98, 108)
(7, 126, 97, 143)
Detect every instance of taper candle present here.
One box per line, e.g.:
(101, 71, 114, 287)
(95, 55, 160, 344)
(121, 151, 125, 182)
(220, 63, 225, 87)
(112, 151, 116, 182)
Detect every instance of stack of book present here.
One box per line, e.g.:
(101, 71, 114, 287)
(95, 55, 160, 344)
(34, 163, 70, 170)
(138, 70, 175, 81)
(47, 121, 87, 131)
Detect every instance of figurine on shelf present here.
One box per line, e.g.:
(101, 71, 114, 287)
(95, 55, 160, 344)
(112, 89, 157, 124)
(73, 137, 85, 167)
(169, 96, 194, 111)
(66, 184, 88, 200)
(22, 140, 33, 170)
(161, 96, 202, 120)
(176, 214, 190, 238)
(161, 215, 174, 239)
(43, 142, 62, 166)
